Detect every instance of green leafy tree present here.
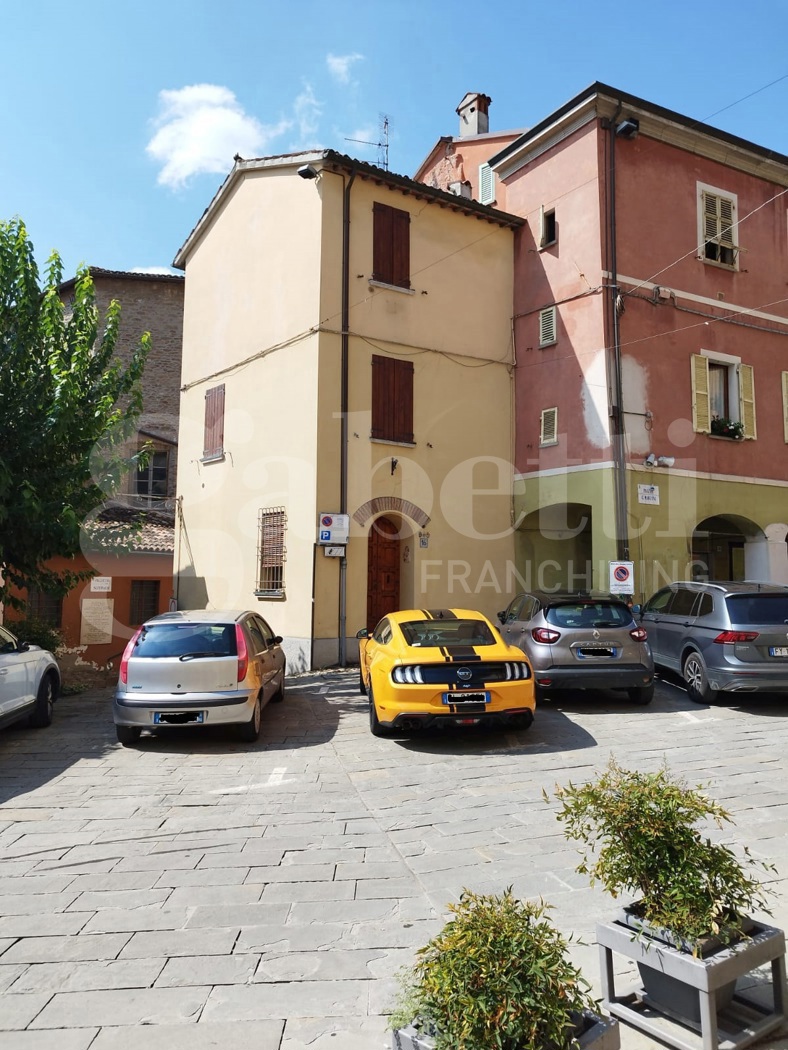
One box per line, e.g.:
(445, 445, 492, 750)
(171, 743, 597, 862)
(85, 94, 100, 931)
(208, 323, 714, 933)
(0, 217, 150, 609)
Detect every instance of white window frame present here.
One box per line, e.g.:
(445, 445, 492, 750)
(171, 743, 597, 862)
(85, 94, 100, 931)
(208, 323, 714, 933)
(539, 306, 557, 347)
(697, 182, 739, 270)
(783, 372, 788, 444)
(539, 205, 556, 248)
(540, 407, 558, 446)
(693, 349, 756, 439)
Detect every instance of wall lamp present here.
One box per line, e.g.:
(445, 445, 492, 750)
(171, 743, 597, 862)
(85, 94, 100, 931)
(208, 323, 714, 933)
(297, 164, 319, 180)
(644, 453, 674, 467)
(615, 118, 640, 139)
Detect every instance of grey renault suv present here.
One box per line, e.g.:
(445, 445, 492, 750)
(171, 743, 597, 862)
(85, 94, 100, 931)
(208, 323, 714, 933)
(498, 591, 654, 703)
(113, 610, 286, 745)
(639, 581, 788, 702)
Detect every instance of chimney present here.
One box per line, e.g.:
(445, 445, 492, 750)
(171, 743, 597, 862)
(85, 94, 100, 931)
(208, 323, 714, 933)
(456, 93, 491, 137)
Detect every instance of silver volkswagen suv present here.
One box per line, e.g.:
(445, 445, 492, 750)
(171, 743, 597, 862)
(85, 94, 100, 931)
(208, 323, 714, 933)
(639, 581, 788, 702)
(498, 592, 654, 703)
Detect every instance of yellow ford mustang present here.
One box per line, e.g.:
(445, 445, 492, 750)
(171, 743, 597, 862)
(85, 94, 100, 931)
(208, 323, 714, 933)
(357, 608, 535, 736)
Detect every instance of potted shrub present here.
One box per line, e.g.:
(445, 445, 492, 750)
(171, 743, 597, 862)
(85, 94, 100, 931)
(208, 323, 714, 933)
(710, 415, 744, 439)
(389, 888, 619, 1050)
(548, 758, 785, 1046)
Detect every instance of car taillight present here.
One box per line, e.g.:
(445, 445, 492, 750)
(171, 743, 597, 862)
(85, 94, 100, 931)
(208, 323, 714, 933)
(532, 627, 560, 644)
(504, 662, 531, 680)
(235, 623, 249, 681)
(630, 627, 648, 642)
(392, 665, 424, 684)
(714, 631, 759, 644)
(119, 627, 143, 684)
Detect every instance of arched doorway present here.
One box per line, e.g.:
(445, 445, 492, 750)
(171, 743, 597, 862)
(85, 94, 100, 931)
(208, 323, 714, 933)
(367, 516, 400, 631)
(691, 515, 764, 581)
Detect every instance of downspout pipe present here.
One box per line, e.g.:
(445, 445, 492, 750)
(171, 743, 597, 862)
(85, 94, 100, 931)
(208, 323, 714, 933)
(606, 108, 630, 563)
(338, 169, 356, 666)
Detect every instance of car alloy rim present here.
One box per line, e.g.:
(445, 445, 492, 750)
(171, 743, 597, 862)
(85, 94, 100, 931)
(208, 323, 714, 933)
(685, 657, 703, 691)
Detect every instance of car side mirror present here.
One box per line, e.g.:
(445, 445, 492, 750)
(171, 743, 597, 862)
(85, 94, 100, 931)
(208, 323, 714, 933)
(356, 628, 368, 639)
(497, 611, 505, 624)
(19, 641, 31, 652)
(271, 636, 283, 645)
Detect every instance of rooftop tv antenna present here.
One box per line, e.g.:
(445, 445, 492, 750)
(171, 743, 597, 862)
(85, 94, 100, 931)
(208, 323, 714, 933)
(345, 114, 390, 170)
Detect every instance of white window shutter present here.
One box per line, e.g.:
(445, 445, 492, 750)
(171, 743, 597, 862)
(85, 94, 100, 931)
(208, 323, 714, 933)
(479, 163, 494, 205)
(540, 407, 558, 445)
(691, 354, 710, 433)
(539, 306, 556, 347)
(738, 363, 756, 439)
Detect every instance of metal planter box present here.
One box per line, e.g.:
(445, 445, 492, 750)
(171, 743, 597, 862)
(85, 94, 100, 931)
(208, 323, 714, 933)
(392, 1009, 620, 1050)
(597, 911, 787, 1050)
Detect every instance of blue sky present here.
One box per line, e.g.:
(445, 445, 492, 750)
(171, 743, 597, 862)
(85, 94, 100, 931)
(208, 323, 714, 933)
(3, 0, 787, 279)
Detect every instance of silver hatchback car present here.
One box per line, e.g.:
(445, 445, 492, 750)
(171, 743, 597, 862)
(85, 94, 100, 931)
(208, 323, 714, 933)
(113, 610, 286, 745)
(639, 581, 788, 702)
(498, 592, 654, 703)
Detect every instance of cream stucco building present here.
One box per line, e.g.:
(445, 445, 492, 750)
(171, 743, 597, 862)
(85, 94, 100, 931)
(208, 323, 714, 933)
(173, 151, 523, 669)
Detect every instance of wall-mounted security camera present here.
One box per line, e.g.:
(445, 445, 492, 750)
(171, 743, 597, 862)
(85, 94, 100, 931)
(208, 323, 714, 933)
(644, 453, 657, 467)
(657, 456, 675, 467)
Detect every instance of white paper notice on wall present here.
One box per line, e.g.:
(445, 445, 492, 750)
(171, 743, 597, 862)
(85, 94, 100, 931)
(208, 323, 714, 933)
(637, 484, 660, 505)
(91, 576, 112, 592)
(80, 598, 114, 645)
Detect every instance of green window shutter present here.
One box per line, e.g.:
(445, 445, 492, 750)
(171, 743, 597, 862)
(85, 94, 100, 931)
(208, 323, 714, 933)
(782, 372, 788, 443)
(738, 363, 756, 439)
(691, 354, 710, 433)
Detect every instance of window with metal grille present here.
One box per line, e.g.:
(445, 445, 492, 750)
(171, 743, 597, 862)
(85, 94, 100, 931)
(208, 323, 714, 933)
(539, 306, 557, 347)
(26, 587, 63, 627)
(130, 580, 160, 625)
(478, 162, 495, 205)
(371, 354, 414, 443)
(203, 384, 225, 461)
(699, 185, 738, 268)
(372, 202, 410, 288)
(257, 507, 286, 596)
(540, 407, 558, 446)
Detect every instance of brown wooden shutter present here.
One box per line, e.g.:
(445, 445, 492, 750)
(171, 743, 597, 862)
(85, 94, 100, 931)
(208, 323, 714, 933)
(203, 384, 225, 459)
(391, 207, 410, 289)
(371, 355, 413, 442)
(372, 202, 410, 288)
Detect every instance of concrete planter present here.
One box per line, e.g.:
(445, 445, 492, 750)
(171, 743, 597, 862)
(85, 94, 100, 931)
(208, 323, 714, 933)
(392, 1009, 620, 1050)
(597, 909, 787, 1050)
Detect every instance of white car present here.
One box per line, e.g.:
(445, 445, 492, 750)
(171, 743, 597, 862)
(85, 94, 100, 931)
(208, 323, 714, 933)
(113, 609, 286, 745)
(0, 624, 61, 732)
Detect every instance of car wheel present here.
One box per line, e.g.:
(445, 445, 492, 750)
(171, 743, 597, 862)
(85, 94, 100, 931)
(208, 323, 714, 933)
(534, 684, 549, 703)
(270, 668, 286, 704)
(239, 696, 263, 741)
(29, 673, 56, 728)
(368, 687, 392, 737)
(683, 651, 717, 704)
(627, 684, 655, 705)
(358, 668, 367, 695)
(116, 724, 141, 746)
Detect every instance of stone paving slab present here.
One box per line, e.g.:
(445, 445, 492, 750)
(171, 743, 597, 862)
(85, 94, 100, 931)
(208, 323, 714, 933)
(1, 675, 788, 1049)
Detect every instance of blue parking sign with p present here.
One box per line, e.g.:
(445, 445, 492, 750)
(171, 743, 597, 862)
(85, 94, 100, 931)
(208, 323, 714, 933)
(320, 530, 331, 541)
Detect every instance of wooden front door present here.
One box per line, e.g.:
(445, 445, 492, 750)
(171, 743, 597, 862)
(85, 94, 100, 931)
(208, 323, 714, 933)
(367, 516, 400, 632)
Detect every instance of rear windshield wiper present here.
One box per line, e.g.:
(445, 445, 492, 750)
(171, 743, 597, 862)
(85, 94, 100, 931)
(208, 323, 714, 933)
(178, 651, 229, 660)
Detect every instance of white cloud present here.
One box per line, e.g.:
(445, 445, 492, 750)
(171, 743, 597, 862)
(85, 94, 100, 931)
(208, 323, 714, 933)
(326, 52, 364, 85)
(293, 83, 323, 143)
(147, 84, 291, 189)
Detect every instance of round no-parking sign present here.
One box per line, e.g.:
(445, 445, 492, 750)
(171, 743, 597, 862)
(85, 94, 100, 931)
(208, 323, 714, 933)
(609, 561, 634, 594)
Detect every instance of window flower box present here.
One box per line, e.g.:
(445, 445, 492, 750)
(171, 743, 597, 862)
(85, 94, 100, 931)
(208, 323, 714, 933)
(711, 416, 744, 439)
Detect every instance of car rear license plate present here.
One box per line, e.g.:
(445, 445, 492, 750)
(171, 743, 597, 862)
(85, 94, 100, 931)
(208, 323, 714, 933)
(154, 711, 204, 724)
(577, 647, 616, 658)
(442, 692, 490, 705)
(769, 647, 788, 657)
